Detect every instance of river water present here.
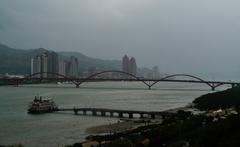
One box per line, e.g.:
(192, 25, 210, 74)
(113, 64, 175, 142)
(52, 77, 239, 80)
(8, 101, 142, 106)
(0, 82, 229, 146)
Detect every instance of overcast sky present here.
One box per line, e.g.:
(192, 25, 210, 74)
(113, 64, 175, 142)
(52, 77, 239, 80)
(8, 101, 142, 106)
(1, 0, 240, 80)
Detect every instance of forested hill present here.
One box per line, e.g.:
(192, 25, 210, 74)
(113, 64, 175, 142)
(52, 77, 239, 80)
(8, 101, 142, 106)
(0, 43, 121, 75)
(193, 86, 240, 110)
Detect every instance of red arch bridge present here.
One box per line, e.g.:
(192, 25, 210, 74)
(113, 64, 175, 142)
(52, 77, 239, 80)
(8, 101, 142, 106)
(1, 71, 239, 91)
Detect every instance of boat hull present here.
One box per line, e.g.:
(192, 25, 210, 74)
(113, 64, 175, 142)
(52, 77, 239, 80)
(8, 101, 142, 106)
(28, 108, 57, 113)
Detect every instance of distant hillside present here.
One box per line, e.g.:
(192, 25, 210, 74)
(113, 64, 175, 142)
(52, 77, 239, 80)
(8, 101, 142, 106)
(0, 43, 121, 75)
(59, 52, 121, 71)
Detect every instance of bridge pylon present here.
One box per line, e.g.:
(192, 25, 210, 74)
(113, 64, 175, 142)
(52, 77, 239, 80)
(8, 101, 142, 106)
(148, 86, 152, 90)
(73, 108, 78, 114)
(211, 87, 215, 91)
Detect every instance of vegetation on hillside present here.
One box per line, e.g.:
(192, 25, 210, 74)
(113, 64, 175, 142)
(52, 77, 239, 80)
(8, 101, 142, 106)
(59, 52, 121, 71)
(67, 109, 240, 147)
(0, 43, 121, 75)
(193, 86, 240, 110)
(0, 44, 34, 74)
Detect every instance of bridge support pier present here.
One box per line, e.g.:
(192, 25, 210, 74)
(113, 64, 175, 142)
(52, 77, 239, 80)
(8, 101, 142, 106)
(118, 112, 123, 118)
(83, 110, 87, 115)
(129, 113, 133, 118)
(151, 114, 155, 119)
(148, 86, 151, 90)
(92, 111, 97, 116)
(211, 87, 215, 91)
(74, 109, 78, 115)
(101, 111, 106, 116)
(76, 84, 80, 88)
(110, 112, 114, 117)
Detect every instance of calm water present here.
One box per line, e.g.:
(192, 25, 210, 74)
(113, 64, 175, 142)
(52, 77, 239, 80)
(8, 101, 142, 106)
(0, 82, 229, 146)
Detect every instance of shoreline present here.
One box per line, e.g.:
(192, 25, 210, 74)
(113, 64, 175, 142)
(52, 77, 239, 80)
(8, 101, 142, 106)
(85, 104, 195, 138)
(86, 118, 162, 134)
(82, 119, 162, 147)
(85, 104, 193, 134)
(81, 105, 193, 147)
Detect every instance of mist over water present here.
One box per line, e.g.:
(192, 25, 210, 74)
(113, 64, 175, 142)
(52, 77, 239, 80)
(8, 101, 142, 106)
(0, 82, 229, 147)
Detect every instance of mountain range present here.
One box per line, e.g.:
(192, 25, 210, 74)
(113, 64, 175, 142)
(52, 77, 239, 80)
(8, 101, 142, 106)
(0, 43, 121, 75)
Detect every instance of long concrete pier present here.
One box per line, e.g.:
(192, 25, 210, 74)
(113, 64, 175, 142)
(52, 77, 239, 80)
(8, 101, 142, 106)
(56, 108, 172, 119)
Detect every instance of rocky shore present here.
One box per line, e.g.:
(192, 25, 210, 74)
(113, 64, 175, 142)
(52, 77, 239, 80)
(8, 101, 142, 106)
(86, 121, 144, 134)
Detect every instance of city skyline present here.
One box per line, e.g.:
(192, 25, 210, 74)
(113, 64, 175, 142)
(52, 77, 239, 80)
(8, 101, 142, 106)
(31, 51, 80, 78)
(29, 49, 162, 79)
(0, 42, 236, 80)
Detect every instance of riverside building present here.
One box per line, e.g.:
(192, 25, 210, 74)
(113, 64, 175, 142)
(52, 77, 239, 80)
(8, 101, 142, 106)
(122, 55, 137, 77)
(31, 52, 79, 78)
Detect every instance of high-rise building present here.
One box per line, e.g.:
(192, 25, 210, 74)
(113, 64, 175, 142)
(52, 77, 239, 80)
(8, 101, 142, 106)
(47, 51, 59, 78)
(58, 58, 66, 77)
(74, 57, 79, 77)
(129, 57, 137, 76)
(122, 55, 137, 77)
(65, 60, 71, 77)
(31, 55, 41, 78)
(152, 66, 160, 79)
(122, 55, 129, 73)
(31, 50, 60, 78)
(66, 56, 79, 78)
(31, 50, 79, 78)
(41, 52, 48, 78)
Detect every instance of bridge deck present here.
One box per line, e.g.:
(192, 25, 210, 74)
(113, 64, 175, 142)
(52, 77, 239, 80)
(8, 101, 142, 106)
(1, 72, 240, 91)
(2, 77, 239, 85)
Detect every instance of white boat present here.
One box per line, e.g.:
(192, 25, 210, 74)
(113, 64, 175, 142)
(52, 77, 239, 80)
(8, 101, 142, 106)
(28, 96, 58, 113)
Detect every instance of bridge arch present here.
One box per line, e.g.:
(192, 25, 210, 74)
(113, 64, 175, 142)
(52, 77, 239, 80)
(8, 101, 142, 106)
(149, 74, 214, 89)
(18, 72, 78, 85)
(76, 70, 151, 88)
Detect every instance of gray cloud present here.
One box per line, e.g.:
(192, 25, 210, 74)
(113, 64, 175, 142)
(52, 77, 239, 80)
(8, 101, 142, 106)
(1, 0, 240, 79)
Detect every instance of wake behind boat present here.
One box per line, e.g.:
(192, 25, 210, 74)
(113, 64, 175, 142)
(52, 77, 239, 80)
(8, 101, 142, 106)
(28, 96, 58, 113)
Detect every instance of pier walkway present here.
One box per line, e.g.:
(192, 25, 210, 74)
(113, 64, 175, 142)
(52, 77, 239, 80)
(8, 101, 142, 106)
(56, 107, 172, 119)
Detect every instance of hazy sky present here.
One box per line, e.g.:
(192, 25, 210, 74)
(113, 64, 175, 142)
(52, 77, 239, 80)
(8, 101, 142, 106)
(1, 0, 240, 79)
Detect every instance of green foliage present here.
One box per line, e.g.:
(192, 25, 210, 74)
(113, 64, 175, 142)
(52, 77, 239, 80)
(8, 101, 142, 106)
(86, 112, 240, 147)
(188, 115, 240, 147)
(145, 114, 240, 147)
(0, 44, 33, 74)
(193, 86, 240, 110)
